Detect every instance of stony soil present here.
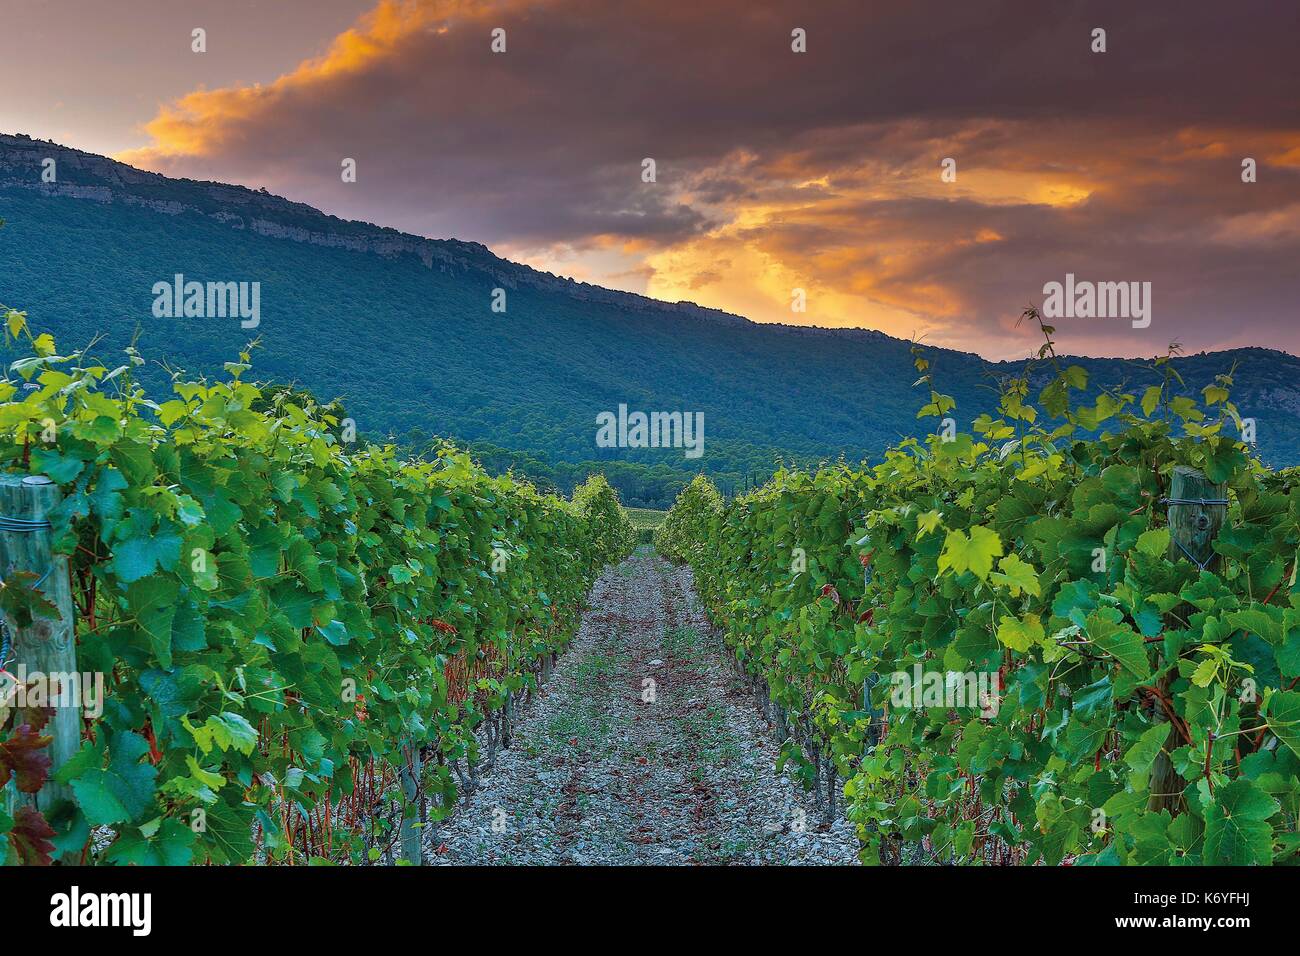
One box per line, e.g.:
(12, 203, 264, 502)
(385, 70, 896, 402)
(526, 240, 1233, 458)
(427, 550, 860, 865)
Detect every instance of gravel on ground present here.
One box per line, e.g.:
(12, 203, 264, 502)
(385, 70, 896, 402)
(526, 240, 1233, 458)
(426, 550, 861, 865)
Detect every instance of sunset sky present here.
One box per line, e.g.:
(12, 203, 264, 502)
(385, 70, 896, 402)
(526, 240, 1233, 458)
(3, 0, 1297, 360)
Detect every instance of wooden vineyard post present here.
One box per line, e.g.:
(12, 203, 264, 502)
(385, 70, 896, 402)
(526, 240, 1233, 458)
(862, 558, 884, 748)
(1149, 466, 1226, 814)
(0, 474, 79, 843)
(1165, 466, 1227, 570)
(397, 739, 423, 865)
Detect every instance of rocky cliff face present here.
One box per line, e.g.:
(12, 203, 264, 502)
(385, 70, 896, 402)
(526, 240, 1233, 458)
(0, 132, 751, 326)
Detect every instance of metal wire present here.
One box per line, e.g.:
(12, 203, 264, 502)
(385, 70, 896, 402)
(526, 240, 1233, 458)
(1172, 537, 1216, 572)
(0, 514, 52, 533)
(1160, 496, 1226, 571)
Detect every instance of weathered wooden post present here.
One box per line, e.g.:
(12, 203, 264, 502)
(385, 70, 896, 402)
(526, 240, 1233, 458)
(0, 474, 79, 840)
(862, 556, 884, 748)
(397, 739, 422, 865)
(1149, 465, 1227, 813)
(1165, 466, 1227, 570)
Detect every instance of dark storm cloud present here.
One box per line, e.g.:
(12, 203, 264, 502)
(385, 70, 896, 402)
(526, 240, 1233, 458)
(122, 0, 1300, 357)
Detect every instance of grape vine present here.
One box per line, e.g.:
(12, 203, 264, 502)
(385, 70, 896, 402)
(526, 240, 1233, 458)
(0, 308, 635, 865)
(663, 318, 1300, 865)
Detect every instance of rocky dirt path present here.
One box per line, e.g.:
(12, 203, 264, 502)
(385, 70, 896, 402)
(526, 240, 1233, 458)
(428, 550, 860, 865)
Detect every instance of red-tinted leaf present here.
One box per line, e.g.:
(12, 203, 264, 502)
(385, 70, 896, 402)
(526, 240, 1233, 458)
(0, 723, 54, 793)
(19, 699, 53, 734)
(9, 805, 56, 865)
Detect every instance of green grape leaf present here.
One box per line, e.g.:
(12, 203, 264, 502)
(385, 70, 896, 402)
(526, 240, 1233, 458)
(68, 732, 159, 827)
(1203, 779, 1279, 865)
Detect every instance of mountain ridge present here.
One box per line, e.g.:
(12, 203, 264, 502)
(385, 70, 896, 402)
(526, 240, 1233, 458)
(5, 132, 1285, 364)
(0, 133, 761, 330)
(3, 132, 1299, 508)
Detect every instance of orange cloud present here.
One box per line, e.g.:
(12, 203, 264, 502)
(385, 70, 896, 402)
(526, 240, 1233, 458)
(110, 0, 1300, 360)
(120, 0, 513, 167)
